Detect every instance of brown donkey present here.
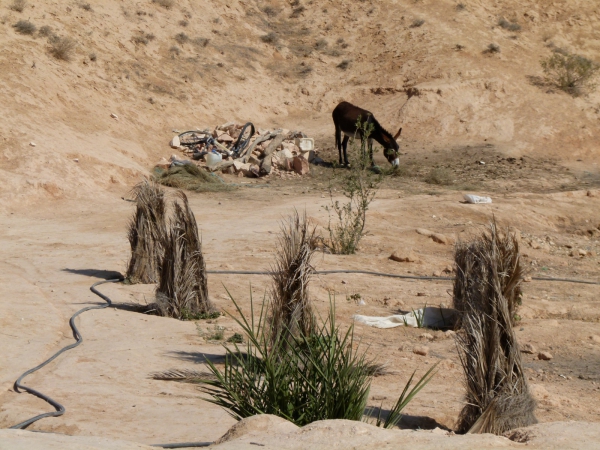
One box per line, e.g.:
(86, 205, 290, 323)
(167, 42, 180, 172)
(332, 101, 402, 167)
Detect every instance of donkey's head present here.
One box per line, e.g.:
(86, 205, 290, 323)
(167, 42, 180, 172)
(382, 127, 403, 167)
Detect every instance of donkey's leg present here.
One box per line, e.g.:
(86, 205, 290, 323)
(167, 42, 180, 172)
(342, 135, 350, 166)
(335, 125, 343, 165)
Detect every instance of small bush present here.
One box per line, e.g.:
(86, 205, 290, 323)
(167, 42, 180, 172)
(200, 295, 437, 427)
(13, 20, 36, 35)
(261, 5, 280, 17)
(179, 20, 189, 27)
(174, 32, 189, 44)
(290, 6, 305, 18)
(9, 0, 26, 13)
(169, 45, 181, 56)
(541, 52, 599, 96)
(486, 43, 501, 54)
(410, 18, 425, 28)
(424, 167, 453, 185)
(38, 25, 53, 37)
(498, 17, 521, 32)
(49, 36, 76, 61)
(337, 38, 349, 49)
(260, 32, 278, 44)
(325, 120, 382, 255)
(79, 3, 92, 11)
(192, 37, 210, 47)
(132, 32, 155, 45)
(152, 0, 173, 9)
(455, 43, 466, 51)
(337, 59, 351, 70)
(226, 333, 244, 344)
(89, 52, 97, 61)
(456, 3, 466, 11)
(315, 39, 328, 50)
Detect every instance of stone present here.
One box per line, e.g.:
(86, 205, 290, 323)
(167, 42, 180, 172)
(416, 228, 434, 237)
(443, 265, 453, 273)
(538, 351, 553, 361)
(578, 249, 587, 257)
(521, 343, 537, 354)
(293, 156, 310, 175)
(590, 335, 600, 344)
(413, 346, 429, 356)
(432, 271, 442, 277)
(420, 333, 434, 340)
(431, 233, 449, 244)
(155, 158, 170, 170)
(390, 250, 418, 263)
(248, 155, 261, 166)
(217, 133, 234, 143)
(170, 135, 181, 148)
(301, 150, 315, 162)
(523, 276, 532, 282)
(530, 240, 541, 249)
(29, 142, 36, 147)
(444, 330, 456, 338)
(281, 148, 293, 159)
(233, 161, 250, 172)
(110, 113, 118, 119)
(587, 190, 597, 197)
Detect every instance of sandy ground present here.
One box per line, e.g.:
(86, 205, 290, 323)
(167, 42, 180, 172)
(1, 0, 600, 447)
(1, 181, 599, 446)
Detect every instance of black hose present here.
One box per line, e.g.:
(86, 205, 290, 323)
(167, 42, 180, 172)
(9, 278, 122, 430)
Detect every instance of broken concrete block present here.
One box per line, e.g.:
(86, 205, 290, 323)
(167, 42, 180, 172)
(293, 156, 310, 175)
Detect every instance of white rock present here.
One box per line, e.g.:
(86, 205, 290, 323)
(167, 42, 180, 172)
(170, 135, 181, 148)
(110, 113, 118, 119)
(29, 142, 36, 147)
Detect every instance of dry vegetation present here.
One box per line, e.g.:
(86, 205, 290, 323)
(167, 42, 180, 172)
(453, 221, 536, 434)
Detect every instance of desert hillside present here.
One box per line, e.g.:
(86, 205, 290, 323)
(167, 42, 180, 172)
(1, 0, 599, 208)
(1, 1, 600, 449)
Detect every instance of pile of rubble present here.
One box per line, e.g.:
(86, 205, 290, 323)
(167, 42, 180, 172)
(155, 122, 323, 179)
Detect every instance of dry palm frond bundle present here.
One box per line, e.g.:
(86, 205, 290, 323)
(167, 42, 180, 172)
(269, 210, 316, 345)
(453, 220, 536, 435)
(126, 179, 167, 284)
(156, 191, 214, 319)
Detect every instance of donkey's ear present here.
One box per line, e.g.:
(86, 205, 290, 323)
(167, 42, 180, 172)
(393, 127, 403, 140)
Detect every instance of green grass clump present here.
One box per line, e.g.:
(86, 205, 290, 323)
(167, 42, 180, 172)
(541, 52, 599, 96)
(49, 36, 76, 61)
(13, 20, 36, 35)
(200, 294, 438, 427)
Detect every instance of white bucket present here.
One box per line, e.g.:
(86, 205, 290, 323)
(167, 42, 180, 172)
(295, 138, 314, 151)
(205, 152, 222, 168)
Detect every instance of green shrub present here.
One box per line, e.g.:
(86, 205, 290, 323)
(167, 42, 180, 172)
(324, 120, 381, 255)
(174, 32, 189, 44)
(541, 52, 599, 96)
(13, 20, 36, 35)
(200, 294, 437, 427)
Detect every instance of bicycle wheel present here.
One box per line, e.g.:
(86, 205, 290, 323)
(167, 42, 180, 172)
(178, 130, 210, 147)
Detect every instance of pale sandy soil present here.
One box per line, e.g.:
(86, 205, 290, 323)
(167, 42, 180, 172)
(1, 0, 600, 448)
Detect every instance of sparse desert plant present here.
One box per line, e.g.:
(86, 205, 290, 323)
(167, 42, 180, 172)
(268, 211, 316, 346)
(315, 38, 328, 50)
(179, 19, 189, 27)
(174, 32, 189, 44)
(424, 167, 453, 185)
(89, 52, 97, 61)
(169, 45, 180, 56)
(132, 32, 155, 45)
(453, 220, 536, 434)
(13, 20, 36, 35)
(226, 332, 244, 344)
(324, 120, 382, 255)
(125, 179, 167, 284)
(79, 2, 92, 11)
(456, 3, 466, 11)
(260, 32, 278, 44)
(38, 25, 53, 37)
(152, 0, 174, 9)
(337, 59, 351, 70)
(49, 36, 76, 61)
(200, 294, 437, 427)
(541, 52, 599, 96)
(337, 37, 349, 49)
(486, 43, 501, 54)
(192, 37, 210, 47)
(410, 18, 425, 28)
(261, 5, 280, 17)
(497, 17, 521, 32)
(290, 5, 305, 18)
(9, 0, 26, 13)
(156, 191, 215, 320)
(455, 43, 466, 51)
